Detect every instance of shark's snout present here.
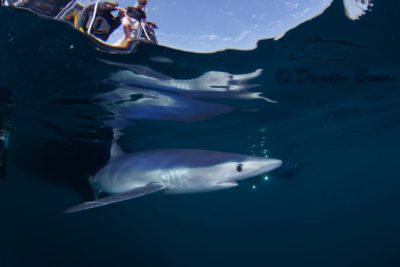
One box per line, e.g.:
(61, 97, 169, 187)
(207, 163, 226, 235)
(256, 158, 282, 174)
(237, 157, 283, 180)
(267, 159, 283, 170)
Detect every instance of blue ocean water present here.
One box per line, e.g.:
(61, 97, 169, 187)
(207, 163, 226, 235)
(1, 1, 400, 267)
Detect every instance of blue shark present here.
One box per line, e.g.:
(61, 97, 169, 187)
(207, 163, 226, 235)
(99, 59, 276, 103)
(65, 141, 282, 213)
(94, 87, 233, 129)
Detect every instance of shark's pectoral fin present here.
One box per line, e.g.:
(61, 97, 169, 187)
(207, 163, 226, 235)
(64, 183, 166, 213)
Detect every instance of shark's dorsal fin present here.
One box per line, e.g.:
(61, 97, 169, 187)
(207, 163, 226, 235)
(110, 129, 125, 161)
(110, 141, 124, 160)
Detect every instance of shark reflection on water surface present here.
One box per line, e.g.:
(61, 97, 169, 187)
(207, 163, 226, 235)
(94, 87, 234, 128)
(94, 62, 276, 129)
(100, 59, 276, 103)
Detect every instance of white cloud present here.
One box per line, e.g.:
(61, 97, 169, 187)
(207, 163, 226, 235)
(200, 34, 219, 41)
(284, 1, 299, 9)
(233, 30, 252, 43)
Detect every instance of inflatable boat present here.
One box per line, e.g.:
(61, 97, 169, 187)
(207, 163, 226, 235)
(1, 0, 158, 53)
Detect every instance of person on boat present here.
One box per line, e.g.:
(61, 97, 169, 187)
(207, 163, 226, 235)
(11, 0, 28, 7)
(142, 21, 158, 44)
(119, 0, 148, 44)
(84, 0, 124, 41)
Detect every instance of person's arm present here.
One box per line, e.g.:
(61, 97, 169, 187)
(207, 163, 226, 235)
(141, 12, 147, 26)
(115, 7, 127, 15)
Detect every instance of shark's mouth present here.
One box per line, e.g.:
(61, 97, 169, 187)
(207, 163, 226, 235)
(219, 181, 239, 187)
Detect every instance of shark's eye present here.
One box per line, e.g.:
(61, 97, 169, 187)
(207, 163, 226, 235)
(236, 164, 244, 172)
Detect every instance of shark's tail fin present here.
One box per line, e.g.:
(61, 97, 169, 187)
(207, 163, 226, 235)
(343, 0, 374, 20)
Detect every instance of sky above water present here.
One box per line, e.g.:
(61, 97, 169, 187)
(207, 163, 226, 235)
(99, 0, 333, 52)
(151, 0, 334, 52)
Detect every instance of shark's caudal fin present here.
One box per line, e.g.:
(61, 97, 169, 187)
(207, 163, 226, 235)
(343, 0, 374, 20)
(64, 183, 166, 213)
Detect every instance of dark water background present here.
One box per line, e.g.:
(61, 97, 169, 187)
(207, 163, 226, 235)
(1, 1, 400, 266)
